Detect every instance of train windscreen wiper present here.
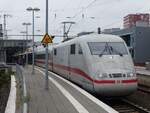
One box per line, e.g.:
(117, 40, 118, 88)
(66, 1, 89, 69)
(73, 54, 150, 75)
(109, 46, 123, 56)
(99, 44, 108, 57)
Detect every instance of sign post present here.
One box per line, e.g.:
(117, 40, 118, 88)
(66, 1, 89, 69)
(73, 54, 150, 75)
(41, 33, 53, 90)
(44, 0, 49, 90)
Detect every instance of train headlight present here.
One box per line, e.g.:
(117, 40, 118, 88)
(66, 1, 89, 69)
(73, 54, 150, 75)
(98, 74, 103, 78)
(130, 73, 134, 77)
(127, 72, 135, 77)
(98, 73, 108, 78)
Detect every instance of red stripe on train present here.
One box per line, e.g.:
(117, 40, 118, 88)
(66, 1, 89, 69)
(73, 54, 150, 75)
(35, 59, 137, 84)
(122, 79, 138, 83)
(94, 80, 115, 84)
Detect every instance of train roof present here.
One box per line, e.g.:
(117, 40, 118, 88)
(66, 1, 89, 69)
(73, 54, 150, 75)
(35, 43, 57, 54)
(77, 33, 123, 42)
(35, 33, 124, 53)
(54, 33, 124, 47)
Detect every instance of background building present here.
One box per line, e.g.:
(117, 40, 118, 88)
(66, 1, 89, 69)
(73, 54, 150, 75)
(105, 26, 150, 65)
(102, 28, 121, 34)
(102, 13, 150, 65)
(123, 13, 150, 28)
(0, 38, 32, 63)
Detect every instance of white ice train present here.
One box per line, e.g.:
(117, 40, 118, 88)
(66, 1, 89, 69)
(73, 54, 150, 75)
(35, 33, 137, 97)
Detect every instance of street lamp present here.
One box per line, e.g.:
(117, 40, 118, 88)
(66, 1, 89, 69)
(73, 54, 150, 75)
(3, 14, 12, 39)
(22, 22, 31, 67)
(26, 7, 40, 74)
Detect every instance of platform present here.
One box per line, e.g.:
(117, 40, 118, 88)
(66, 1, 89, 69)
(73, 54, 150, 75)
(135, 66, 150, 76)
(20, 66, 117, 113)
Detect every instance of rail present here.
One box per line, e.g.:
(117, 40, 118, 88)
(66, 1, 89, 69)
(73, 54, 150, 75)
(102, 99, 150, 113)
(16, 64, 27, 113)
(138, 84, 150, 94)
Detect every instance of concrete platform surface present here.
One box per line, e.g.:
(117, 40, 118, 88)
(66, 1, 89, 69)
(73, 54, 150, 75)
(21, 66, 117, 113)
(135, 66, 150, 76)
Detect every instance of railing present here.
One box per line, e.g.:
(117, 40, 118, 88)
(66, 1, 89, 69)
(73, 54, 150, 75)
(16, 64, 27, 113)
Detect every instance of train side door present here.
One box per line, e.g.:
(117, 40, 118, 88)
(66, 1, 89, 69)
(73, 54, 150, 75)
(68, 46, 71, 78)
(53, 46, 70, 78)
(64, 46, 70, 79)
(69, 44, 84, 86)
(50, 51, 53, 71)
(80, 44, 94, 92)
(60, 46, 70, 79)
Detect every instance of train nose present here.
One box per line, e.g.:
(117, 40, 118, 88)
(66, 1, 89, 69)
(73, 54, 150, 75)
(94, 80, 137, 97)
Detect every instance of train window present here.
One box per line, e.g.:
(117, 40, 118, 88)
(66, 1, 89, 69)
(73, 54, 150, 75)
(70, 44, 76, 54)
(108, 42, 128, 55)
(88, 42, 128, 55)
(54, 49, 57, 55)
(88, 42, 109, 55)
(78, 45, 83, 54)
(36, 54, 45, 59)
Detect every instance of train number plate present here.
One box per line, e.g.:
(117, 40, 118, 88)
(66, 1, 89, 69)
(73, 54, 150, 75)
(116, 80, 121, 84)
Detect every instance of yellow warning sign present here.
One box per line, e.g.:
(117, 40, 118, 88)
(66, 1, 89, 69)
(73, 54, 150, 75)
(41, 33, 53, 44)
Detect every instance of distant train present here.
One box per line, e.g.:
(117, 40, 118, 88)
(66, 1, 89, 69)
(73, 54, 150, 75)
(34, 33, 137, 97)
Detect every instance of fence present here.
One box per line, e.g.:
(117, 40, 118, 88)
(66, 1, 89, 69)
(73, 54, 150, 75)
(16, 64, 27, 113)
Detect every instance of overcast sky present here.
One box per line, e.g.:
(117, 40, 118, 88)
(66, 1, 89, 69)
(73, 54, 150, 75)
(0, 0, 150, 42)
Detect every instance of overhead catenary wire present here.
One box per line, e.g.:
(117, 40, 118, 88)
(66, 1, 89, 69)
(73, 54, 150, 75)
(49, 0, 150, 36)
(72, 0, 98, 18)
(54, 0, 102, 35)
(68, 0, 123, 33)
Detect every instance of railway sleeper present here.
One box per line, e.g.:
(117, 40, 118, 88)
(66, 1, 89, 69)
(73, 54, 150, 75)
(122, 99, 150, 113)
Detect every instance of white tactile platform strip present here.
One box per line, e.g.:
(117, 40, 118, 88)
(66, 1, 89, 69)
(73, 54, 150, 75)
(5, 76, 16, 113)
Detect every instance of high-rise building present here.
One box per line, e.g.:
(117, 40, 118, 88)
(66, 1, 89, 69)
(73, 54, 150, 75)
(123, 13, 150, 28)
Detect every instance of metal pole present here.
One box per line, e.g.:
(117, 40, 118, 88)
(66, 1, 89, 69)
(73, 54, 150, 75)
(45, 0, 49, 90)
(3, 15, 6, 63)
(26, 25, 28, 66)
(63, 23, 66, 41)
(3, 15, 6, 39)
(4, 50, 6, 63)
(32, 10, 35, 74)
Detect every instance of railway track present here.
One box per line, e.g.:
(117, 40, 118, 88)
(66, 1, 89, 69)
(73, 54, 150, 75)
(138, 84, 150, 94)
(101, 98, 150, 113)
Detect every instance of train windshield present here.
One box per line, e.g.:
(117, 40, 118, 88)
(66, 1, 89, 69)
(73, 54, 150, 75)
(88, 42, 128, 55)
